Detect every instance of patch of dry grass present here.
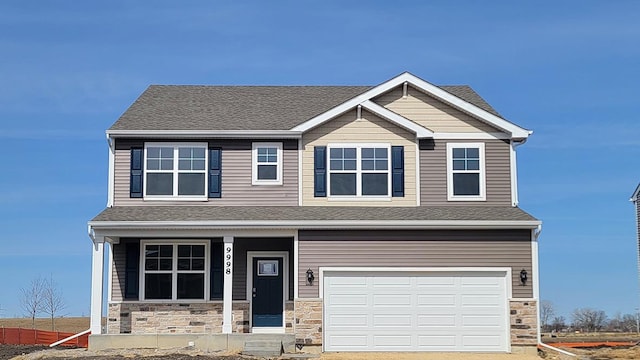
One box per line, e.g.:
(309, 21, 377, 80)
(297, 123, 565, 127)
(0, 317, 90, 333)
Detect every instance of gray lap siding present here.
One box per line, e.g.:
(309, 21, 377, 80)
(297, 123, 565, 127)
(298, 229, 533, 299)
(110, 237, 294, 302)
(113, 139, 299, 206)
(420, 139, 512, 206)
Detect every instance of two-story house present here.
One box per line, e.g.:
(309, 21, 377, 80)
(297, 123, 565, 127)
(87, 72, 541, 354)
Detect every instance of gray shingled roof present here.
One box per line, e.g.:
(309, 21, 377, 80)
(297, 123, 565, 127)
(91, 206, 537, 223)
(109, 85, 501, 131)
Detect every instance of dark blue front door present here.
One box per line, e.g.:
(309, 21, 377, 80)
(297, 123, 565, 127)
(252, 257, 283, 327)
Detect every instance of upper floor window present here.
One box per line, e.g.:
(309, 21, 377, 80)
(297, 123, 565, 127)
(252, 142, 282, 185)
(144, 143, 208, 199)
(141, 241, 208, 300)
(446, 142, 486, 201)
(328, 144, 390, 197)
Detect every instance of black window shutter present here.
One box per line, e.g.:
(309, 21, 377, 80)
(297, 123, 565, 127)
(209, 148, 222, 198)
(124, 243, 140, 300)
(391, 146, 404, 197)
(314, 146, 327, 197)
(130, 148, 143, 198)
(210, 240, 223, 300)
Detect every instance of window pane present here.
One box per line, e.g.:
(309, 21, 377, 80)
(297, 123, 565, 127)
(178, 259, 191, 270)
(344, 160, 357, 171)
(453, 173, 480, 196)
(193, 147, 205, 158)
(362, 173, 388, 195)
(177, 274, 204, 299)
(145, 245, 159, 257)
(178, 245, 190, 257)
(159, 245, 173, 257)
(362, 160, 374, 170)
(192, 245, 205, 257)
(375, 160, 387, 170)
(344, 148, 356, 158)
(257, 155, 268, 162)
(178, 173, 205, 195)
(258, 148, 267, 155)
(160, 147, 173, 157)
(147, 159, 160, 170)
(192, 160, 205, 170)
(145, 258, 158, 271)
(362, 148, 374, 158)
(453, 159, 466, 170)
(145, 274, 172, 300)
(192, 258, 205, 271)
(329, 148, 343, 159)
(147, 173, 173, 195)
(159, 259, 172, 270)
(160, 159, 173, 170)
(467, 160, 480, 171)
(178, 159, 191, 170)
(330, 173, 356, 195)
(147, 147, 160, 158)
(375, 148, 387, 158)
(452, 148, 465, 159)
(330, 160, 342, 171)
(257, 165, 277, 180)
(466, 148, 479, 158)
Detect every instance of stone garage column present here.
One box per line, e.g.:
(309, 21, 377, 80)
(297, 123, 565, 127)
(90, 238, 105, 334)
(222, 236, 234, 334)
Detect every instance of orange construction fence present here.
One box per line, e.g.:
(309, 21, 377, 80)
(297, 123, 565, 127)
(0, 327, 89, 348)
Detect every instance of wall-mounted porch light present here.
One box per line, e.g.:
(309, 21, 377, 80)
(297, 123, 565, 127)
(306, 268, 315, 285)
(520, 269, 528, 286)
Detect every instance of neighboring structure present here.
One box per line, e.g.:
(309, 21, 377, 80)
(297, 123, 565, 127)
(88, 72, 541, 354)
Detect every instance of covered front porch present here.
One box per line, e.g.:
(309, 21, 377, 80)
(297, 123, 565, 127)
(88, 227, 298, 343)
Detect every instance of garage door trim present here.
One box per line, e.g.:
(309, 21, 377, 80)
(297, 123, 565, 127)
(321, 267, 512, 352)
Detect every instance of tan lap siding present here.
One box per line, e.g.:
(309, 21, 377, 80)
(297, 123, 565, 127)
(298, 230, 532, 299)
(374, 85, 500, 133)
(113, 139, 298, 206)
(420, 139, 512, 206)
(302, 109, 416, 206)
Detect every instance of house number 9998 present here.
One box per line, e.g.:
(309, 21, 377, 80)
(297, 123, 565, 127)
(225, 246, 232, 275)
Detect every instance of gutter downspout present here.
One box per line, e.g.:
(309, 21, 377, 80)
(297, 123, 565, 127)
(533, 224, 577, 357)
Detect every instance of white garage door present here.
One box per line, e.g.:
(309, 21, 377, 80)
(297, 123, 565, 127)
(323, 270, 509, 352)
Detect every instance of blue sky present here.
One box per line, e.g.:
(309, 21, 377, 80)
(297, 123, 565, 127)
(0, 1, 639, 321)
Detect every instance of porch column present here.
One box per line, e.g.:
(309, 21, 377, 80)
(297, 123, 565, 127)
(222, 236, 234, 334)
(90, 238, 105, 334)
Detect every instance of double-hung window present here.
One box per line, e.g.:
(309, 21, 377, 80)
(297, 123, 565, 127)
(252, 142, 282, 185)
(144, 143, 208, 199)
(446, 142, 486, 201)
(141, 241, 208, 300)
(328, 144, 390, 197)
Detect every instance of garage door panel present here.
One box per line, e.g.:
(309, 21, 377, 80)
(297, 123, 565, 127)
(373, 314, 412, 327)
(417, 294, 456, 306)
(324, 271, 508, 352)
(417, 314, 456, 327)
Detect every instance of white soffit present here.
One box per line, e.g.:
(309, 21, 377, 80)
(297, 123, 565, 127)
(291, 72, 531, 140)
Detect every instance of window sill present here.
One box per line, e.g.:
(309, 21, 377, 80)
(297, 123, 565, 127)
(251, 181, 283, 186)
(143, 196, 209, 202)
(328, 196, 391, 202)
(447, 196, 486, 202)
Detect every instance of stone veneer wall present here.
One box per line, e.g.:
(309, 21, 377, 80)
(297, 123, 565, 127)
(107, 301, 294, 335)
(510, 300, 538, 346)
(294, 299, 322, 345)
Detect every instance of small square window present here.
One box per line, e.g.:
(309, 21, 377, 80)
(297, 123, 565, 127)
(252, 143, 283, 185)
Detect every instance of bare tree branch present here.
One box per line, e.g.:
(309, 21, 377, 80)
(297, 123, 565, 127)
(42, 276, 66, 331)
(540, 300, 555, 331)
(20, 277, 46, 328)
(572, 307, 607, 332)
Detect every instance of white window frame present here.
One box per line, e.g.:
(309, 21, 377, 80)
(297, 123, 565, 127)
(327, 143, 391, 199)
(252, 142, 283, 185)
(143, 142, 208, 200)
(139, 240, 210, 302)
(446, 142, 486, 201)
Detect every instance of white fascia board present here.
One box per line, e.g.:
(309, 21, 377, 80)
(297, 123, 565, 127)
(360, 100, 433, 138)
(89, 219, 542, 232)
(397, 73, 532, 139)
(631, 183, 640, 202)
(106, 129, 302, 139)
(291, 72, 531, 140)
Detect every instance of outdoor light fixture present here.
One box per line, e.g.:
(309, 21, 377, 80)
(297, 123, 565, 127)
(520, 269, 528, 286)
(306, 268, 315, 285)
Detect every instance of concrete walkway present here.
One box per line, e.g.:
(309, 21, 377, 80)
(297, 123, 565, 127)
(320, 352, 541, 360)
